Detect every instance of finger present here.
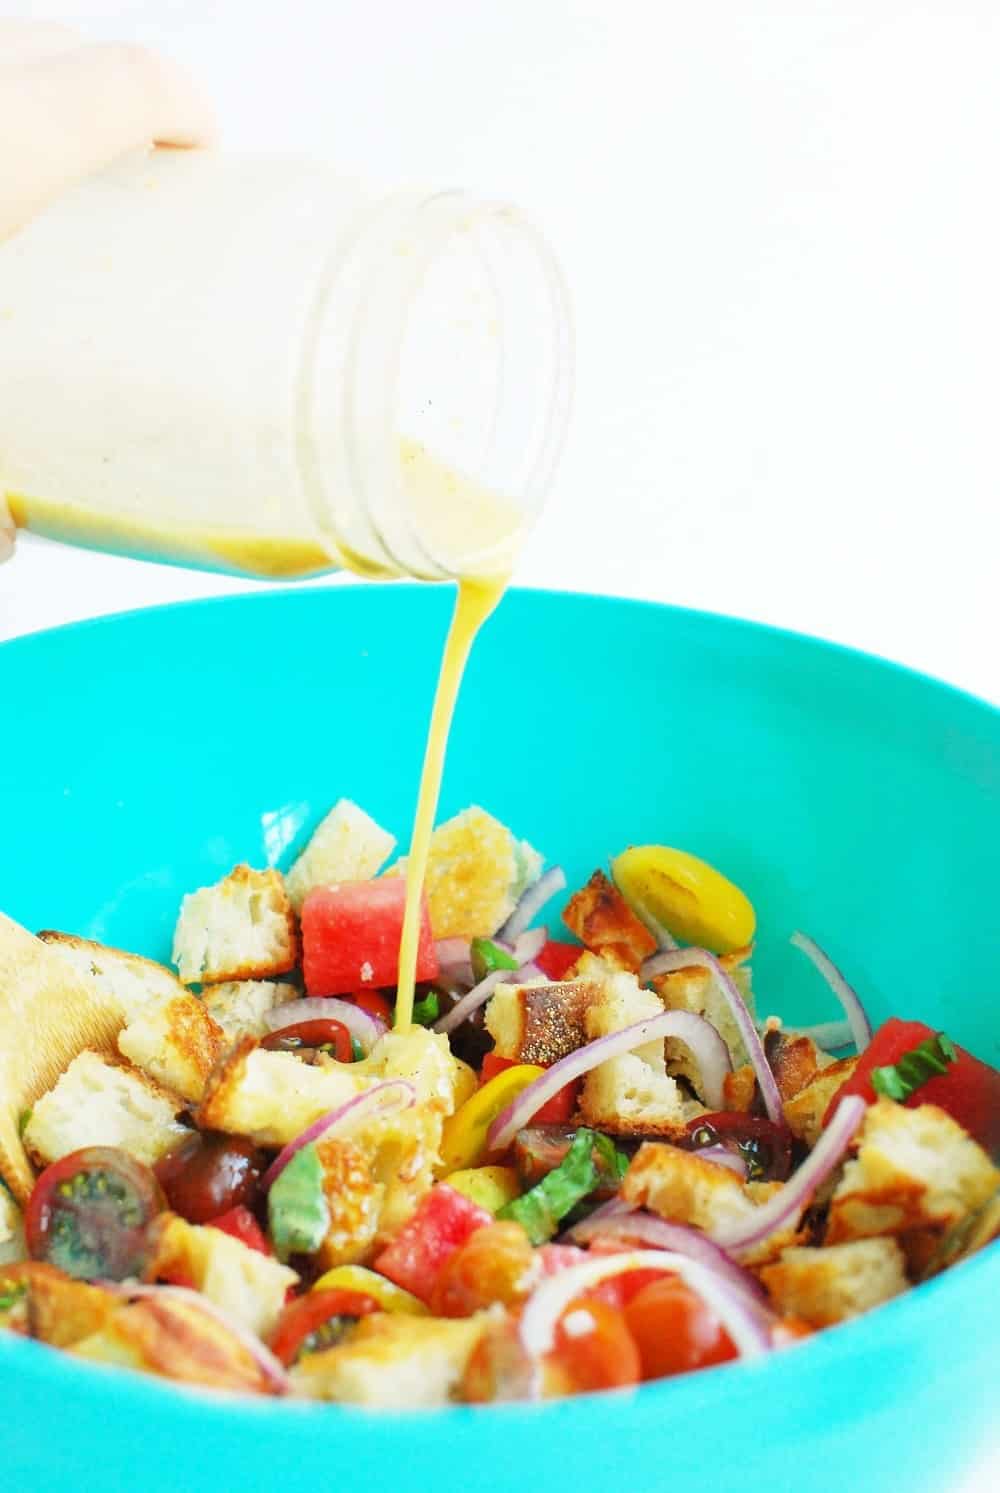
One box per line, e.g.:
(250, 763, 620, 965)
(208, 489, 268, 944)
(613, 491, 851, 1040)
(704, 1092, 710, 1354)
(0, 42, 216, 240)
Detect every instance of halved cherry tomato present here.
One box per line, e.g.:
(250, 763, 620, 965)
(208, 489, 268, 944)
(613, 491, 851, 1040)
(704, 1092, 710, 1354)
(535, 941, 582, 981)
(550, 1295, 641, 1392)
(429, 1221, 536, 1317)
(155, 1132, 265, 1223)
(261, 1019, 353, 1064)
(204, 1205, 272, 1256)
(686, 1112, 793, 1182)
(26, 1147, 165, 1281)
(479, 1052, 580, 1125)
(269, 1288, 380, 1366)
(350, 990, 394, 1025)
(623, 1276, 737, 1380)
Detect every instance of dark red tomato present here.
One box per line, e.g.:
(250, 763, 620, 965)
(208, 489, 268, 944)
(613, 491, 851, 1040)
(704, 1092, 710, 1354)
(26, 1147, 165, 1281)
(204, 1205, 272, 1255)
(479, 1053, 580, 1125)
(350, 990, 394, 1025)
(261, 1019, 353, 1063)
(824, 1018, 1000, 1156)
(269, 1289, 380, 1367)
(155, 1131, 266, 1223)
(624, 1277, 737, 1380)
(686, 1112, 793, 1181)
(301, 879, 438, 997)
(535, 941, 581, 981)
(550, 1296, 641, 1392)
(372, 1185, 492, 1303)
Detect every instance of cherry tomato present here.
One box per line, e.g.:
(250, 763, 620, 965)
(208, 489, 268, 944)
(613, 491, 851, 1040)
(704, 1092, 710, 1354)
(478, 1054, 580, 1124)
(430, 1221, 537, 1317)
(623, 1276, 737, 1380)
(550, 1295, 641, 1393)
(461, 1318, 539, 1402)
(350, 990, 394, 1025)
(260, 1019, 353, 1063)
(269, 1288, 380, 1366)
(204, 1205, 272, 1255)
(534, 941, 581, 981)
(686, 1112, 793, 1182)
(155, 1131, 266, 1224)
(26, 1147, 165, 1281)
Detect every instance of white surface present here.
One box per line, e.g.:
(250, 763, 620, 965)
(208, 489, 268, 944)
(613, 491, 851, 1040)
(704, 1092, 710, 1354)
(0, 5, 998, 1485)
(2, 0, 999, 709)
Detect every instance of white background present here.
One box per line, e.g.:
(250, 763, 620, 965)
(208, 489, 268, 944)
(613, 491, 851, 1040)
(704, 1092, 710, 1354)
(2, 0, 998, 710)
(2, 4, 998, 1483)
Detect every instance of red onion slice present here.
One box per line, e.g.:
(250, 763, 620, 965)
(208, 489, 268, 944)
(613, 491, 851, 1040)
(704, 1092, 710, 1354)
(100, 1281, 291, 1394)
(519, 1249, 771, 1360)
(262, 1079, 415, 1190)
(513, 927, 547, 965)
(497, 866, 567, 944)
(788, 1018, 853, 1051)
(433, 968, 516, 1036)
(565, 1210, 767, 1305)
(693, 1143, 747, 1178)
(790, 933, 872, 1053)
(641, 947, 784, 1125)
(264, 996, 386, 1053)
(435, 939, 475, 988)
(714, 1094, 866, 1253)
(487, 1008, 731, 1154)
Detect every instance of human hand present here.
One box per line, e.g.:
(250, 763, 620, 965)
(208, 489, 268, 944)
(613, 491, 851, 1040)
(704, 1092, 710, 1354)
(0, 21, 214, 562)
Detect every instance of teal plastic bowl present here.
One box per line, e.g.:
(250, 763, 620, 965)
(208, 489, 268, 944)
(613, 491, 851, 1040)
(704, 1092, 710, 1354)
(1, 585, 997, 1493)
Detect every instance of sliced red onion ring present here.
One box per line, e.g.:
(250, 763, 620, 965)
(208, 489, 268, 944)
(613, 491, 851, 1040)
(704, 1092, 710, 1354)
(788, 1018, 853, 1051)
(513, 927, 547, 965)
(693, 1143, 747, 1179)
(487, 1008, 731, 1154)
(264, 997, 386, 1054)
(565, 1210, 766, 1305)
(433, 968, 514, 1036)
(262, 1079, 415, 1190)
(790, 933, 872, 1053)
(514, 961, 547, 983)
(497, 866, 567, 944)
(519, 1249, 771, 1360)
(714, 1094, 866, 1254)
(436, 937, 472, 966)
(641, 947, 784, 1125)
(100, 1281, 290, 1394)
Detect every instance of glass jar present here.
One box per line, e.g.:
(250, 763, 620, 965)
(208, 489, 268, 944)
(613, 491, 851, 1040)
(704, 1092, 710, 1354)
(0, 150, 572, 581)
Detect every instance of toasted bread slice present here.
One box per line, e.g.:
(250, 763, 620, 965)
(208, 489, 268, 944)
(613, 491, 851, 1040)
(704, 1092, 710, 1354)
(38, 931, 188, 1021)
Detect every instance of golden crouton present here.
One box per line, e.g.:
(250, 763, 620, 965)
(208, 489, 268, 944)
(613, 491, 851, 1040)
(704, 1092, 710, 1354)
(285, 799, 396, 912)
(24, 1050, 187, 1169)
(37, 931, 188, 1022)
(921, 1186, 1000, 1277)
(385, 806, 542, 938)
(73, 1294, 278, 1394)
(172, 864, 298, 985)
(144, 1213, 298, 1337)
(722, 1065, 757, 1113)
(0, 1183, 25, 1266)
(765, 1031, 824, 1102)
(314, 1138, 384, 1269)
(196, 1038, 363, 1146)
(783, 1058, 859, 1147)
(0, 1262, 119, 1347)
(291, 1311, 488, 1407)
(201, 980, 291, 1041)
(826, 1100, 1000, 1244)
(759, 1238, 908, 1326)
(117, 993, 225, 1104)
(652, 947, 754, 1075)
(484, 980, 601, 1065)
(623, 1143, 802, 1264)
(563, 871, 656, 973)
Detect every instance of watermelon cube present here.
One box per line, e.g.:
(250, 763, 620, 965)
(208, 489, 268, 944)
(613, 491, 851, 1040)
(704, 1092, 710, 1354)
(301, 878, 438, 997)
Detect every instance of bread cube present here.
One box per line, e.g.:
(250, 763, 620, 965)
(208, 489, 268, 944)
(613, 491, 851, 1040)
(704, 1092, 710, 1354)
(23, 1050, 187, 1168)
(172, 864, 298, 984)
(285, 799, 396, 912)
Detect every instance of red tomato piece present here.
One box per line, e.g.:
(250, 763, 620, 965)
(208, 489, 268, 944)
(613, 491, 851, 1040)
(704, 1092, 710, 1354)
(535, 940, 581, 980)
(269, 1288, 380, 1367)
(301, 879, 439, 998)
(624, 1276, 737, 1380)
(372, 1185, 492, 1303)
(824, 1017, 1000, 1155)
(550, 1296, 641, 1392)
(350, 990, 394, 1025)
(204, 1205, 272, 1256)
(261, 1018, 353, 1063)
(479, 1051, 580, 1125)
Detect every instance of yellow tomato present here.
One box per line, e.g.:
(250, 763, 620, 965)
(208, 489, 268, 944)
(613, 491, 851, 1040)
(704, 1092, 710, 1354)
(311, 1265, 427, 1315)
(444, 1165, 522, 1214)
(439, 1064, 545, 1172)
(612, 845, 755, 954)
(452, 1058, 479, 1109)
